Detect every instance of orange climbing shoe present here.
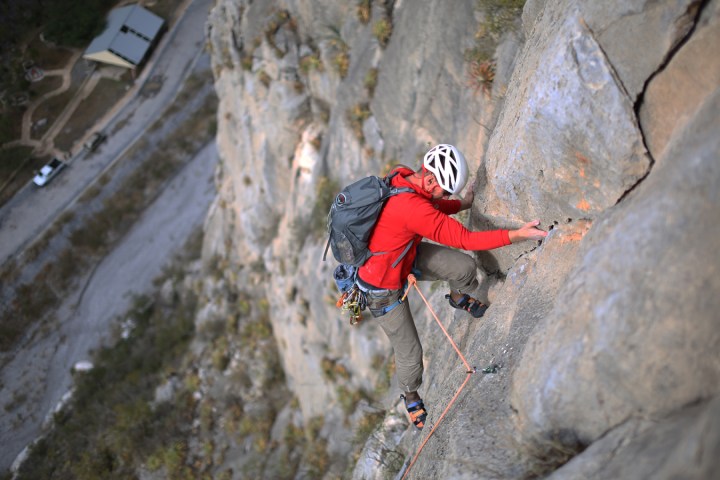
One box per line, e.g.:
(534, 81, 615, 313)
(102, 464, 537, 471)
(401, 394, 427, 430)
(446, 293, 488, 318)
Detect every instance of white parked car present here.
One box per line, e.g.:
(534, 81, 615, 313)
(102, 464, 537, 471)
(32, 158, 66, 186)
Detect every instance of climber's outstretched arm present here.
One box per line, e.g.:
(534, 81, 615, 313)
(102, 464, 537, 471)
(509, 220, 548, 243)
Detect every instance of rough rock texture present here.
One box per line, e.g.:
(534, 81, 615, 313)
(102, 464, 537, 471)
(547, 396, 720, 479)
(639, 0, 720, 162)
(511, 83, 720, 456)
(579, 0, 701, 99)
(475, 0, 654, 274)
(201, 0, 720, 478)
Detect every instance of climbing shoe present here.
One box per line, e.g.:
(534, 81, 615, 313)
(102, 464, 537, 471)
(445, 294, 488, 318)
(401, 394, 427, 430)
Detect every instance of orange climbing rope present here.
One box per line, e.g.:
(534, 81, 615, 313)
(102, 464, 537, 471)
(400, 274, 476, 480)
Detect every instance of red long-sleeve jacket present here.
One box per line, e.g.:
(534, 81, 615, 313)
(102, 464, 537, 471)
(358, 167, 511, 290)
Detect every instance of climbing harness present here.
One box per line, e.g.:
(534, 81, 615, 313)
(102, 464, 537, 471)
(357, 276, 410, 318)
(399, 274, 481, 480)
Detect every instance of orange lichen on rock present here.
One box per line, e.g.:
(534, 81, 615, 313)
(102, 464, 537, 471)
(558, 219, 593, 244)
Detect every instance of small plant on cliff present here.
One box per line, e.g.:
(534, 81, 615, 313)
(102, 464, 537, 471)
(372, 17, 393, 48)
(364, 67, 379, 97)
(299, 52, 324, 74)
(258, 69, 272, 88)
(467, 0, 525, 64)
(357, 0, 372, 24)
(347, 102, 371, 144)
(264, 9, 295, 58)
(241, 54, 254, 71)
(468, 59, 496, 96)
(321, 357, 352, 381)
(324, 26, 350, 78)
(303, 417, 331, 477)
(333, 50, 350, 78)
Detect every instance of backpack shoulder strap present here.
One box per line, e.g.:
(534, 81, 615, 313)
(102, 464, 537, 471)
(389, 186, 414, 195)
(384, 170, 416, 196)
(322, 236, 331, 261)
(391, 239, 415, 268)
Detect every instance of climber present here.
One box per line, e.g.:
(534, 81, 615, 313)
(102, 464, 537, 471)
(356, 144, 547, 430)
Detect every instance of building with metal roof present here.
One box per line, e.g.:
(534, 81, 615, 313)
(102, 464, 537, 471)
(83, 4, 165, 69)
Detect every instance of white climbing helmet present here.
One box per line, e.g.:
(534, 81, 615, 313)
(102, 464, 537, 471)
(423, 144, 469, 195)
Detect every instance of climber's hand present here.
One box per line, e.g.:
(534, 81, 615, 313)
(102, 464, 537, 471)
(509, 220, 548, 243)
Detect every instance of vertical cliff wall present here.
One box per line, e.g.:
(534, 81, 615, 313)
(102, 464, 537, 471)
(203, 0, 720, 478)
(204, 0, 501, 443)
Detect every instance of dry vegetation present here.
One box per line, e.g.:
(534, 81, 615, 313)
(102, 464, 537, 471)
(465, 0, 525, 95)
(0, 147, 43, 206)
(54, 76, 132, 151)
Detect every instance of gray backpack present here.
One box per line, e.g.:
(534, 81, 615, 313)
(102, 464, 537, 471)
(323, 172, 414, 268)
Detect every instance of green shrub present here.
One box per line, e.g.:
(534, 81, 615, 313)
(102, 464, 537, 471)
(336, 385, 365, 415)
(44, 0, 117, 47)
(258, 69, 272, 87)
(372, 18, 393, 47)
(299, 53, 324, 74)
(347, 102, 371, 143)
(15, 283, 198, 479)
(357, 0, 372, 24)
(466, 0, 525, 64)
(300, 416, 330, 477)
(333, 51, 350, 78)
(241, 54, 254, 71)
(325, 26, 350, 78)
(364, 67, 379, 97)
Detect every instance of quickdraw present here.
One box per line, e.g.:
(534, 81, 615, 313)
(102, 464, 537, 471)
(335, 285, 367, 325)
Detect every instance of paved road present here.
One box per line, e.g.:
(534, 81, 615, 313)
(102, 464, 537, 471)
(0, 0, 214, 267)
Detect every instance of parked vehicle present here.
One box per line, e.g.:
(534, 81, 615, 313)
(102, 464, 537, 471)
(33, 158, 66, 186)
(84, 132, 106, 152)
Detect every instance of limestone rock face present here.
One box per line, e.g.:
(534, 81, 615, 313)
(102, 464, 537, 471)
(205, 0, 492, 407)
(640, 0, 720, 162)
(511, 85, 720, 445)
(476, 0, 654, 274)
(202, 0, 720, 478)
(547, 396, 720, 480)
(579, 0, 701, 99)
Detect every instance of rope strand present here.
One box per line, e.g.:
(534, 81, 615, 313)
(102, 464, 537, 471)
(400, 274, 476, 480)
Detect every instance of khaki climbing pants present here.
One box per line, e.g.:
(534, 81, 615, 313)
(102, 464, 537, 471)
(362, 242, 479, 393)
